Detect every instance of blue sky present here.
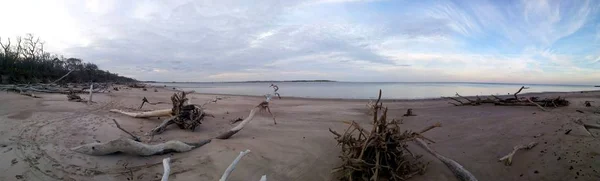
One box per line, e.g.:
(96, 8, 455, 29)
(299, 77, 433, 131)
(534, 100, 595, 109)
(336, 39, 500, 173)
(1, 0, 599, 84)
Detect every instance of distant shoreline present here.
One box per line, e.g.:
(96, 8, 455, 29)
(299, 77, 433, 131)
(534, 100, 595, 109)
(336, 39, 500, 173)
(143, 80, 337, 83)
(143, 81, 597, 87)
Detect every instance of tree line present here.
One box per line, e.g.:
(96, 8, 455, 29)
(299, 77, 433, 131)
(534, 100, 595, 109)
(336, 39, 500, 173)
(0, 34, 136, 84)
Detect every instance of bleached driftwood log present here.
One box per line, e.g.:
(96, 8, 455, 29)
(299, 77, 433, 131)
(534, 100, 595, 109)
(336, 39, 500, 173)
(71, 138, 211, 156)
(216, 101, 275, 139)
(110, 109, 172, 118)
(498, 142, 537, 166)
(216, 107, 259, 139)
(259, 175, 267, 181)
(162, 157, 171, 181)
(219, 149, 251, 181)
(88, 83, 93, 105)
(415, 138, 478, 181)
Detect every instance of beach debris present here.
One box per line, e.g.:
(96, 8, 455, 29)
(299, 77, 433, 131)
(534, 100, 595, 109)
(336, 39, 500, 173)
(415, 138, 478, 181)
(329, 90, 441, 181)
(403, 108, 417, 116)
(230, 117, 243, 124)
(112, 119, 141, 142)
(148, 92, 207, 135)
(576, 110, 584, 113)
(572, 118, 600, 137)
(270, 84, 281, 99)
(71, 117, 211, 156)
(446, 86, 569, 108)
(71, 137, 211, 156)
(219, 149, 251, 181)
(110, 108, 172, 118)
(584, 101, 593, 107)
(88, 83, 93, 105)
(67, 91, 83, 101)
(216, 101, 274, 139)
(162, 157, 171, 181)
(128, 83, 146, 88)
(138, 97, 167, 109)
(217, 149, 267, 181)
(498, 142, 538, 166)
(154, 88, 158, 92)
(533, 133, 544, 138)
(143, 88, 147, 91)
(564, 129, 573, 135)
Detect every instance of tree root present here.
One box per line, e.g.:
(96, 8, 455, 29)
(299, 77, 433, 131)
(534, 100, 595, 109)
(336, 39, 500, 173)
(415, 138, 478, 181)
(498, 142, 538, 166)
(70, 137, 211, 156)
(330, 90, 437, 181)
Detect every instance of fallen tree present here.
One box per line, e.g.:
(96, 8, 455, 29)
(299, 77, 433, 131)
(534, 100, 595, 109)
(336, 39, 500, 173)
(445, 86, 569, 108)
(71, 119, 211, 156)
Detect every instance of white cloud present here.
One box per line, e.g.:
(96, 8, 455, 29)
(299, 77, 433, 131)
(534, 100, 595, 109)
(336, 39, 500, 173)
(0, 0, 598, 84)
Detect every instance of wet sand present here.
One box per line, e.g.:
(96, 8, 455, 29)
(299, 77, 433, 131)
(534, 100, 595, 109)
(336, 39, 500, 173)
(1, 87, 599, 181)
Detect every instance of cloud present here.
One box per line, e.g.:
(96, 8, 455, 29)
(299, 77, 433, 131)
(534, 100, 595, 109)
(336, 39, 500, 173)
(1, 0, 599, 84)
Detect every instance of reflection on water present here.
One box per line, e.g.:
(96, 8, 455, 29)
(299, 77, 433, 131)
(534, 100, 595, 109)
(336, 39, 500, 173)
(151, 82, 599, 99)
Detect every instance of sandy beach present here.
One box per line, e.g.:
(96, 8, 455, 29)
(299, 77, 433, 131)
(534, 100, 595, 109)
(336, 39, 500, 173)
(1, 87, 600, 181)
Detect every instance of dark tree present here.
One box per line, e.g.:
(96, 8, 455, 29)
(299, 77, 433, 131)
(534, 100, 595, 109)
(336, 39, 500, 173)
(0, 34, 136, 84)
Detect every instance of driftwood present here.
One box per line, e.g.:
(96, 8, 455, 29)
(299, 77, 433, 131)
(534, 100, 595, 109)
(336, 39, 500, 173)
(585, 101, 593, 107)
(162, 157, 171, 181)
(414, 138, 478, 181)
(88, 83, 93, 105)
(403, 108, 416, 116)
(112, 119, 141, 142)
(573, 118, 600, 137)
(219, 149, 251, 181)
(216, 101, 272, 139)
(71, 137, 211, 156)
(139, 97, 167, 109)
(498, 142, 538, 166)
(329, 90, 439, 181)
(446, 86, 569, 108)
(110, 109, 172, 118)
(148, 92, 207, 135)
(50, 69, 74, 84)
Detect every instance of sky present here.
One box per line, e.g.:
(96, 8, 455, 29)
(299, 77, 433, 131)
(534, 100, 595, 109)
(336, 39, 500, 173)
(1, 0, 599, 84)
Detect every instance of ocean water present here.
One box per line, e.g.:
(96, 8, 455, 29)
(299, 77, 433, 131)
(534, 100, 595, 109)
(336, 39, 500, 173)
(151, 82, 599, 99)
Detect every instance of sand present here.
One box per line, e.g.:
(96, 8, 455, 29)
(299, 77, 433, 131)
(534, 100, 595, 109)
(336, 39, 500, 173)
(1, 87, 600, 181)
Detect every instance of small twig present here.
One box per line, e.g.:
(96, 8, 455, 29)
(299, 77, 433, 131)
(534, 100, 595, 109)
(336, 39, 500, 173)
(112, 119, 141, 142)
(498, 142, 538, 166)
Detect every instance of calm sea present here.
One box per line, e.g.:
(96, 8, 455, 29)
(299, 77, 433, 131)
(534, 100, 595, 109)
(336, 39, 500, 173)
(150, 82, 599, 99)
